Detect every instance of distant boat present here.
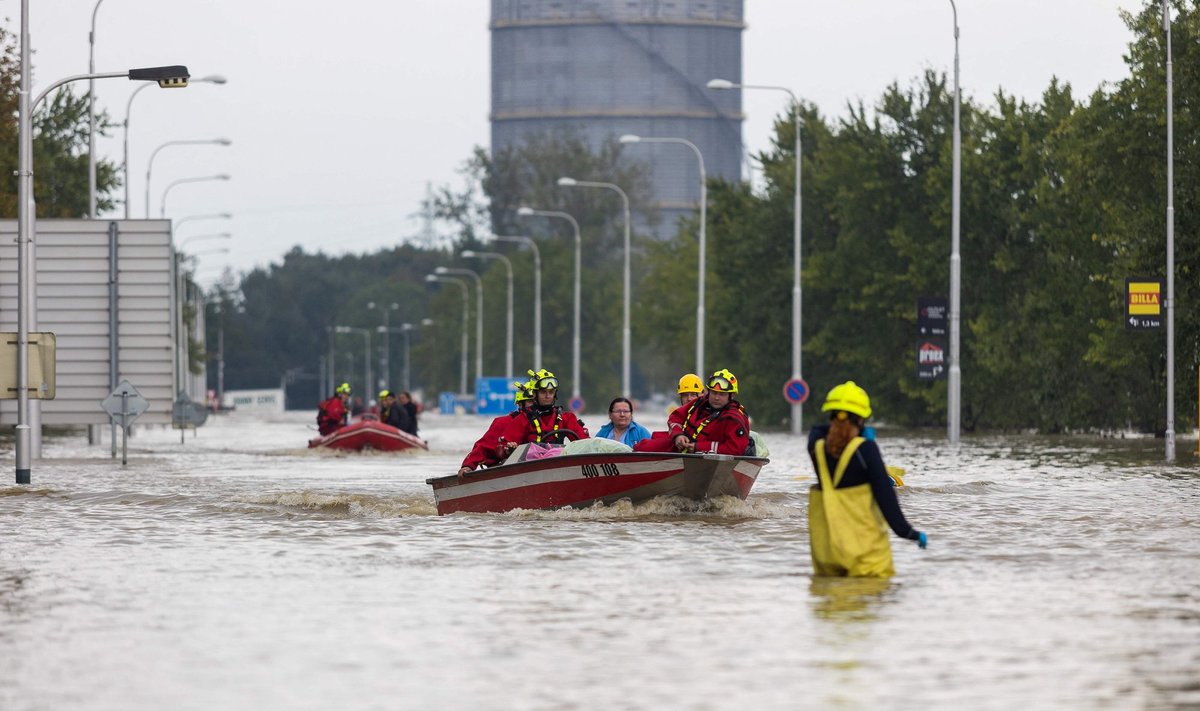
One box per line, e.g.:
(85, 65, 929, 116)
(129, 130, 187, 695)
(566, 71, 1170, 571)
(426, 444, 768, 515)
(308, 419, 427, 452)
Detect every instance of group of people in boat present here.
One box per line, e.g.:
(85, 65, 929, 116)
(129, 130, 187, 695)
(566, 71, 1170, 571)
(316, 383, 420, 437)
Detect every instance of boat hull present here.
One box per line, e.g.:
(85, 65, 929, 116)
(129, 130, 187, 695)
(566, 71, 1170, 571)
(426, 451, 768, 515)
(308, 420, 428, 452)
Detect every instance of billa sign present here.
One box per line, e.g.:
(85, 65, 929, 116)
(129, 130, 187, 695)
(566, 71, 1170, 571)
(1125, 277, 1163, 330)
(917, 338, 947, 380)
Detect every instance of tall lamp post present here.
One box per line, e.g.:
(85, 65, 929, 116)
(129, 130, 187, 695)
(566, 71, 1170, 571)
(124, 75, 226, 218)
(87, 0, 105, 219)
(334, 326, 371, 399)
(436, 267, 483, 384)
(945, 1, 963, 444)
(160, 174, 230, 217)
(517, 207, 582, 407)
(174, 212, 232, 231)
(426, 274, 469, 394)
(493, 235, 542, 371)
(708, 77, 803, 435)
(1163, 0, 1176, 461)
(178, 232, 231, 249)
(16, 0, 189, 483)
(463, 250, 514, 381)
(368, 301, 399, 389)
(557, 177, 631, 397)
(620, 134, 707, 376)
(145, 138, 231, 218)
(388, 319, 434, 393)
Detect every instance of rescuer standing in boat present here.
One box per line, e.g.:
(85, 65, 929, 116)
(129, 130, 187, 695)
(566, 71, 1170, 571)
(807, 381, 928, 578)
(458, 381, 536, 478)
(498, 368, 589, 449)
(316, 382, 352, 435)
(636, 368, 751, 456)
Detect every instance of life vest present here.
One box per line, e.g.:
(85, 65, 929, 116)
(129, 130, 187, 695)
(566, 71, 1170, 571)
(808, 436, 895, 578)
(528, 407, 565, 444)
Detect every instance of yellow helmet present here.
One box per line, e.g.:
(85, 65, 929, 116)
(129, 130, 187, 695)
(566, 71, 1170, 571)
(677, 373, 704, 394)
(707, 368, 739, 394)
(513, 381, 535, 404)
(379, 389, 391, 400)
(336, 382, 352, 395)
(821, 381, 872, 419)
(526, 368, 559, 391)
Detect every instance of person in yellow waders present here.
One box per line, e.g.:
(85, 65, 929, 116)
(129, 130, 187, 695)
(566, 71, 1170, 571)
(807, 382, 927, 577)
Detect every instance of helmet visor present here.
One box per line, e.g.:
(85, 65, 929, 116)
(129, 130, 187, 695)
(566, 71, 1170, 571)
(535, 376, 559, 390)
(707, 375, 734, 392)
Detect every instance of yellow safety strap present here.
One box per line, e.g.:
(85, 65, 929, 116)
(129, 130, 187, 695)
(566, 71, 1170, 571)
(814, 436, 866, 490)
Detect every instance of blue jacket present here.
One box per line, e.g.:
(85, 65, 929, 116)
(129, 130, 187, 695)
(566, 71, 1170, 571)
(595, 420, 651, 447)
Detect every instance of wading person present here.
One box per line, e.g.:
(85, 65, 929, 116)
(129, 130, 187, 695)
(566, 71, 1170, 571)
(807, 381, 928, 578)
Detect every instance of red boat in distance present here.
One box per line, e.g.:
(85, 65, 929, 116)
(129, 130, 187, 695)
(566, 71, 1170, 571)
(308, 419, 428, 452)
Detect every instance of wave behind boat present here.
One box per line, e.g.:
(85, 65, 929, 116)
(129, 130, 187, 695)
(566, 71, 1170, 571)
(233, 491, 438, 518)
(495, 494, 792, 521)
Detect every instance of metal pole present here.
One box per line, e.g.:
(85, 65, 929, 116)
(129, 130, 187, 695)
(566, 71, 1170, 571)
(403, 326, 412, 392)
(518, 210, 581, 403)
(948, 0, 962, 444)
(108, 221, 119, 457)
(436, 268, 482, 384)
(87, 0, 105, 219)
(123, 83, 152, 219)
(427, 275, 470, 394)
(1164, 0, 1176, 461)
(145, 139, 231, 219)
(362, 330, 371, 401)
(491, 238, 543, 371)
(16, 0, 31, 483)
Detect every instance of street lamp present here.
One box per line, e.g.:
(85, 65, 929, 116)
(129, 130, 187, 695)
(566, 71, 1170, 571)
(368, 301, 399, 389)
(160, 174, 230, 218)
(425, 274, 469, 394)
(123, 75, 226, 218)
(334, 326, 372, 400)
(178, 232, 231, 249)
(145, 138, 231, 218)
(174, 212, 232, 232)
(946, 1, 963, 444)
(385, 319, 435, 393)
(16, 0, 189, 483)
(557, 176, 632, 397)
(435, 266, 483, 383)
(87, 0, 104, 219)
(1163, 0, 1176, 460)
(620, 133, 707, 376)
(707, 77, 803, 435)
(517, 206, 583, 407)
(462, 250, 513, 381)
(492, 235, 542, 372)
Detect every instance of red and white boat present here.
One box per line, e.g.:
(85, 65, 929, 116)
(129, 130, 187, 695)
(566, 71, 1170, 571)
(426, 444, 768, 515)
(308, 419, 428, 452)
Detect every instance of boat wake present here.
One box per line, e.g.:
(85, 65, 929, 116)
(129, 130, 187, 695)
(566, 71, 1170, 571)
(234, 490, 438, 518)
(496, 494, 792, 522)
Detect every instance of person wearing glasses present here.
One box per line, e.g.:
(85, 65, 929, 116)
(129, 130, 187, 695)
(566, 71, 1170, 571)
(635, 368, 751, 456)
(499, 368, 590, 451)
(595, 397, 650, 447)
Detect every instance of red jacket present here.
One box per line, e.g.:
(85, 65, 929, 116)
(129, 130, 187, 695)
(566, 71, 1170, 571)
(669, 396, 751, 456)
(461, 411, 524, 471)
(499, 406, 590, 447)
(317, 396, 347, 435)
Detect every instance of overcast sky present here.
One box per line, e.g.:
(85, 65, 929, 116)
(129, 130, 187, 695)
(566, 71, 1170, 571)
(26, 0, 1148, 285)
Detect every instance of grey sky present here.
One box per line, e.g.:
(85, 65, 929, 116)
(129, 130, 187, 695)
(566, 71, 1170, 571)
(27, 1, 1146, 285)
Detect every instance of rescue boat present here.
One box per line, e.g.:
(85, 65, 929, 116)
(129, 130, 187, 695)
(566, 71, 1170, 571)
(307, 419, 428, 452)
(425, 443, 768, 515)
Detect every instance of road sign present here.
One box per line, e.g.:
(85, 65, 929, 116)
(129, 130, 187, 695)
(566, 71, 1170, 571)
(476, 377, 514, 415)
(917, 296, 948, 337)
(1125, 277, 1163, 330)
(172, 392, 209, 428)
(568, 396, 585, 412)
(783, 378, 810, 405)
(917, 339, 947, 380)
(101, 379, 149, 426)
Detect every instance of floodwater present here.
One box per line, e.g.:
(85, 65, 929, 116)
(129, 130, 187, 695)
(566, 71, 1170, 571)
(1, 410, 1198, 711)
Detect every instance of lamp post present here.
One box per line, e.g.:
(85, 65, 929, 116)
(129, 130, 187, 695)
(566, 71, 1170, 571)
(173, 212, 232, 231)
(334, 326, 371, 399)
(557, 177, 631, 397)
(368, 301, 399, 389)
(946, 1, 963, 444)
(426, 275, 469, 394)
(178, 232, 231, 249)
(462, 250, 514, 381)
(145, 138, 231, 218)
(707, 77, 803, 435)
(87, 0, 104, 219)
(517, 207, 582, 406)
(436, 267, 483, 384)
(1163, 0, 1176, 461)
(386, 319, 434, 393)
(493, 236, 541, 371)
(620, 134, 707, 376)
(160, 174, 230, 218)
(15, 0, 189, 483)
(124, 75, 226, 219)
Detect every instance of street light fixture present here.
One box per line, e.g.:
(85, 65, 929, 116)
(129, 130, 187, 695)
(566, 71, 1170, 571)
(16, 0, 189, 482)
(1163, 0, 1176, 460)
(178, 232, 231, 248)
(160, 174, 230, 218)
(333, 326, 372, 400)
(435, 266, 484, 383)
(368, 301, 399, 389)
(462, 250, 514, 381)
(145, 138, 231, 218)
(493, 235, 542, 371)
(174, 212, 232, 231)
(123, 75, 226, 218)
(517, 206, 583, 407)
(620, 133, 708, 376)
(557, 176, 632, 397)
(426, 274, 469, 394)
(707, 77, 803, 435)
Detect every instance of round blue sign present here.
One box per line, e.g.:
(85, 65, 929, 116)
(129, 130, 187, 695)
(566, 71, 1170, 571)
(568, 396, 585, 412)
(783, 378, 809, 405)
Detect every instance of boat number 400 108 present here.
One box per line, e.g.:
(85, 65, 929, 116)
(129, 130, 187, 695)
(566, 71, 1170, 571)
(581, 463, 620, 478)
